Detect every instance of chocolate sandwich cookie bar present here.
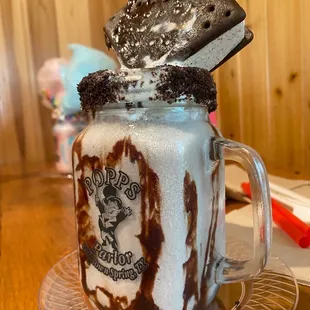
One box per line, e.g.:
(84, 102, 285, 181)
(182, 24, 253, 71)
(105, 0, 249, 70)
(210, 27, 253, 72)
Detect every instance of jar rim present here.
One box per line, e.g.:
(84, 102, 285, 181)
(78, 65, 217, 113)
(93, 106, 211, 123)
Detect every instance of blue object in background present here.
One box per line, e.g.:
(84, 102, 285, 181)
(61, 44, 117, 116)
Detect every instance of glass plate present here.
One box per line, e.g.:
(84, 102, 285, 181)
(39, 251, 299, 310)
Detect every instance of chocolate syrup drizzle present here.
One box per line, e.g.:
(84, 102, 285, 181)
(182, 164, 220, 310)
(73, 130, 100, 253)
(73, 130, 105, 309)
(183, 172, 199, 310)
(194, 163, 220, 310)
(73, 135, 164, 310)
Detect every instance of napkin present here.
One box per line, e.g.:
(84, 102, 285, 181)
(225, 165, 310, 282)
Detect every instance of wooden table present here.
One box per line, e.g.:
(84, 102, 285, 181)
(0, 165, 309, 309)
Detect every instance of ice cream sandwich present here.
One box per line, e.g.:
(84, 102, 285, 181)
(104, 0, 252, 70)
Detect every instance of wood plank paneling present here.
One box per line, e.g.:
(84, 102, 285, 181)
(11, 0, 45, 162)
(88, 0, 125, 58)
(0, 4, 22, 164)
(236, 0, 270, 162)
(27, 0, 60, 161)
(88, 0, 110, 54)
(0, 0, 309, 177)
(54, 0, 92, 58)
(300, 0, 310, 171)
(216, 0, 308, 175)
(1, 0, 25, 164)
(0, 0, 127, 166)
(266, 0, 303, 172)
(217, 57, 242, 142)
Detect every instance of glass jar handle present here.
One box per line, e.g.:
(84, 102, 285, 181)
(213, 138, 272, 283)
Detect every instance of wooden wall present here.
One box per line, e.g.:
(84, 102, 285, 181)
(216, 0, 310, 177)
(0, 0, 125, 166)
(0, 0, 309, 177)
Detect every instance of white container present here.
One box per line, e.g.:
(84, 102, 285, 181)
(53, 120, 86, 174)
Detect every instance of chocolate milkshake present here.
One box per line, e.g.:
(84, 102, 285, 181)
(74, 66, 225, 310)
(72, 1, 272, 309)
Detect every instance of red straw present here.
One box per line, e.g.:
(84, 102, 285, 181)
(241, 182, 310, 249)
(271, 196, 310, 238)
(272, 207, 309, 248)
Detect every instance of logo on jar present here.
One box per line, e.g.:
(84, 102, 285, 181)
(96, 184, 133, 250)
(82, 168, 149, 281)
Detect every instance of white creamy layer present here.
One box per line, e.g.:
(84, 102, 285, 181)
(181, 21, 245, 71)
(73, 111, 226, 309)
(100, 68, 215, 110)
(142, 21, 245, 71)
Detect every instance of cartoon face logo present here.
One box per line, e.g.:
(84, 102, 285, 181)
(95, 185, 132, 251)
(105, 197, 123, 218)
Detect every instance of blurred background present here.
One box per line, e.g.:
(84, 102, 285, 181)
(0, 0, 309, 178)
